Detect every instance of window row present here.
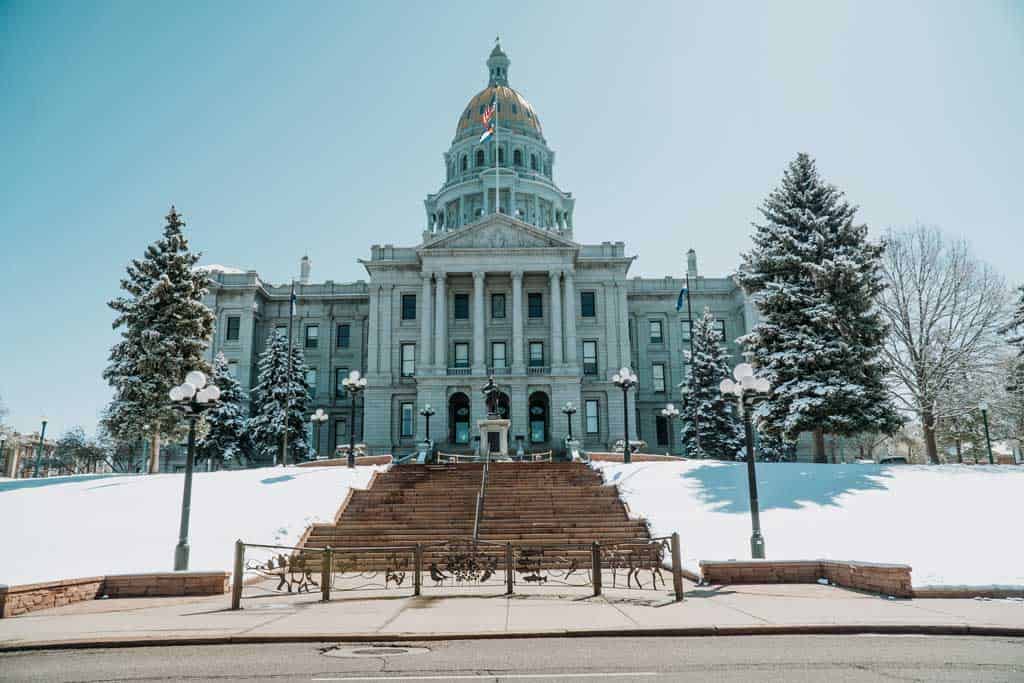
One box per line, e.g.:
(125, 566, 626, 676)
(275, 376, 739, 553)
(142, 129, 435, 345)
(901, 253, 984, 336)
(395, 290, 599, 322)
(271, 323, 352, 349)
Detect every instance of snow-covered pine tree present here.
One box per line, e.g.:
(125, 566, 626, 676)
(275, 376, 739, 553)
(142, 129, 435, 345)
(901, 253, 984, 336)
(1006, 286, 1024, 355)
(102, 207, 215, 473)
(736, 154, 902, 462)
(197, 352, 251, 468)
(249, 330, 311, 464)
(679, 307, 744, 459)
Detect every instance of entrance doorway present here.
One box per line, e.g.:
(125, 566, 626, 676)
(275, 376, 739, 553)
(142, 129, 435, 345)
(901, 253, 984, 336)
(449, 392, 470, 444)
(528, 392, 549, 444)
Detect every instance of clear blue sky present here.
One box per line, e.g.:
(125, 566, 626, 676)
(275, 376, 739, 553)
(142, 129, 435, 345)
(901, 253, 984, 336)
(2, 0, 1022, 437)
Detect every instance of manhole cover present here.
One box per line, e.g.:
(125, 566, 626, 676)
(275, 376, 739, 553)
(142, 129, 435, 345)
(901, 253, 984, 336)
(323, 645, 430, 658)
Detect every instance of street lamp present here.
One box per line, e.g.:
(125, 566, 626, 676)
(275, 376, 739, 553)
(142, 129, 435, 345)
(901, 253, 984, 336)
(310, 408, 328, 459)
(660, 403, 680, 456)
(720, 363, 771, 559)
(611, 367, 639, 464)
(419, 404, 436, 441)
(562, 401, 577, 441)
(979, 401, 994, 465)
(169, 369, 221, 571)
(31, 416, 48, 478)
(341, 369, 368, 468)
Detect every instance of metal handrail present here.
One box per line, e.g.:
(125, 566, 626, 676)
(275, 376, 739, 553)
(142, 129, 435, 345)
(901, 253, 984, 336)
(472, 451, 491, 541)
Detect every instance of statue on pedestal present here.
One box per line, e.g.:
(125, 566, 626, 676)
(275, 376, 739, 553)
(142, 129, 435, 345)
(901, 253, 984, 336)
(481, 376, 500, 418)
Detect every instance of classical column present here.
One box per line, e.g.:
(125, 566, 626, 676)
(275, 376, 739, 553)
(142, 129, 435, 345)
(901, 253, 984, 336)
(618, 283, 631, 367)
(366, 284, 380, 373)
(563, 269, 578, 366)
(549, 271, 563, 368)
(420, 272, 433, 371)
(483, 184, 489, 215)
(379, 284, 393, 375)
(434, 272, 447, 368)
(511, 270, 524, 372)
(473, 271, 486, 374)
(458, 196, 464, 228)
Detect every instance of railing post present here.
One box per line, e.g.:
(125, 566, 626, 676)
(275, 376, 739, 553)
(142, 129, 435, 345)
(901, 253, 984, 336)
(231, 539, 244, 610)
(591, 541, 602, 597)
(671, 533, 684, 602)
(414, 544, 422, 597)
(505, 542, 514, 595)
(321, 546, 332, 602)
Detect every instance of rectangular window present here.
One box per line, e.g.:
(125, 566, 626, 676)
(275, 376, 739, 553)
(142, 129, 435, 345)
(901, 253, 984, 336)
(454, 293, 470, 319)
(656, 415, 669, 446)
(400, 402, 414, 438)
(652, 363, 666, 392)
(491, 293, 506, 319)
(528, 292, 543, 318)
(649, 320, 663, 344)
(582, 341, 598, 375)
(335, 367, 349, 399)
(454, 342, 469, 368)
(491, 341, 507, 369)
(334, 419, 347, 445)
(305, 368, 317, 398)
(401, 294, 417, 321)
(228, 361, 239, 380)
(681, 320, 692, 341)
(275, 325, 287, 339)
(529, 341, 544, 367)
(305, 324, 319, 349)
(580, 292, 596, 318)
(226, 316, 240, 341)
(401, 343, 416, 377)
(336, 323, 350, 348)
(716, 320, 727, 339)
(585, 400, 599, 434)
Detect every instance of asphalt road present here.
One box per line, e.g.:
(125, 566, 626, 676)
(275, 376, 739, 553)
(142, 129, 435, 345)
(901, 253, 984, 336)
(1, 635, 1022, 682)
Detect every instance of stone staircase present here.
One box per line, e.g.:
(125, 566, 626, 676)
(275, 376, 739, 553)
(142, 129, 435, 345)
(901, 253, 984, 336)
(300, 462, 650, 569)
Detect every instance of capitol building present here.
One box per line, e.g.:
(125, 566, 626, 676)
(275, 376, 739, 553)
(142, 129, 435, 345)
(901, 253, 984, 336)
(203, 43, 755, 458)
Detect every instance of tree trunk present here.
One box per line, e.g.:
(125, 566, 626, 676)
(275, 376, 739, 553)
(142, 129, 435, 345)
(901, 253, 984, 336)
(149, 434, 161, 474)
(955, 439, 963, 464)
(921, 412, 940, 464)
(813, 429, 826, 463)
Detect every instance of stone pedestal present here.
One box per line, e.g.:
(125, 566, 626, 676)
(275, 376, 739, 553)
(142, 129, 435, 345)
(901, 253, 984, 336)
(478, 418, 511, 457)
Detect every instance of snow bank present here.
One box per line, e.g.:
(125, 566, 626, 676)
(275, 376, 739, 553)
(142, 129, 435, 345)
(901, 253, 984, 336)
(1, 466, 379, 585)
(594, 460, 1024, 587)
(194, 263, 245, 274)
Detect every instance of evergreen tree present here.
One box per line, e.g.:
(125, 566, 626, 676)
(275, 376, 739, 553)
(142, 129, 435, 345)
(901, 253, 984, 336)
(198, 352, 251, 468)
(250, 330, 311, 464)
(737, 154, 901, 462)
(102, 207, 215, 472)
(680, 308, 744, 459)
(1006, 286, 1024, 355)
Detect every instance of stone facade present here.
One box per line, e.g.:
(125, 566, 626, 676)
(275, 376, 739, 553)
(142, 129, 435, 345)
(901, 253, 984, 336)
(202, 44, 754, 458)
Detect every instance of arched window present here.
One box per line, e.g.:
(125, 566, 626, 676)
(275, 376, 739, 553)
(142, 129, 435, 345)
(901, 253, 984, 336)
(475, 149, 485, 167)
(449, 392, 471, 444)
(512, 104, 518, 115)
(530, 154, 538, 171)
(496, 392, 511, 421)
(461, 155, 468, 172)
(498, 147, 505, 164)
(513, 149, 522, 166)
(528, 392, 549, 443)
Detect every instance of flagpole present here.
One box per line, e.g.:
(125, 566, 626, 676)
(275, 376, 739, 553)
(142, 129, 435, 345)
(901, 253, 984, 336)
(282, 280, 295, 467)
(684, 273, 700, 456)
(494, 88, 499, 215)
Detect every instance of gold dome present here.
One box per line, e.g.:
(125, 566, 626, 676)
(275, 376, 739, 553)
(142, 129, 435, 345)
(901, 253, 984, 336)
(455, 86, 544, 141)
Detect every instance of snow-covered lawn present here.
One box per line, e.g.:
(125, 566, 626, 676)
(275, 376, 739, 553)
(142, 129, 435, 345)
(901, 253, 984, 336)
(1, 466, 379, 586)
(594, 460, 1024, 587)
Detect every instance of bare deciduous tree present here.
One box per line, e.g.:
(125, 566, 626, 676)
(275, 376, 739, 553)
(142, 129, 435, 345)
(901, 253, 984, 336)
(878, 226, 1010, 463)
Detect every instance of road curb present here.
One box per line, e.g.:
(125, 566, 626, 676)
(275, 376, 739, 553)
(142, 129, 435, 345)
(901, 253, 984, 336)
(2, 624, 1023, 652)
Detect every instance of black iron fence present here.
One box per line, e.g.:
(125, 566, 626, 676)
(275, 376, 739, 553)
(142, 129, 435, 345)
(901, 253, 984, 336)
(230, 533, 685, 609)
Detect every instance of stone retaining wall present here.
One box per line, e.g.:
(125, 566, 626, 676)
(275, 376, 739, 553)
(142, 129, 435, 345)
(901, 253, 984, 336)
(0, 571, 229, 618)
(700, 559, 914, 598)
(587, 453, 682, 462)
(297, 455, 393, 467)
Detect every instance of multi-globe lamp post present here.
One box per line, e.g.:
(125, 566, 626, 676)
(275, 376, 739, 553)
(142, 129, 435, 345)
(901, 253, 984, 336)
(310, 408, 328, 460)
(611, 367, 639, 464)
(979, 401, 995, 465)
(31, 416, 48, 478)
(561, 401, 577, 441)
(168, 370, 221, 571)
(342, 370, 368, 468)
(719, 363, 771, 560)
(419, 404, 435, 441)
(660, 403, 680, 456)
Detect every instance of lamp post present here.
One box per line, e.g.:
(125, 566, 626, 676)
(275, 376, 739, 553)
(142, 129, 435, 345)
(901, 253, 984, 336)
(612, 367, 639, 464)
(720, 363, 771, 559)
(31, 416, 48, 478)
(342, 370, 368, 468)
(310, 408, 328, 460)
(419, 404, 435, 441)
(0, 433, 7, 477)
(169, 370, 221, 571)
(979, 401, 994, 465)
(141, 424, 151, 473)
(660, 403, 680, 456)
(562, 401, 577, 440)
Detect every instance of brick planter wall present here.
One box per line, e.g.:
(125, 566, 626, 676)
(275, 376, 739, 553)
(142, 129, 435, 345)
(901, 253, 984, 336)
(700, 559, 913, 598)
(0, 571, 230, 618)
(297, 455, 393, 467)
(587, 453, 682, 463)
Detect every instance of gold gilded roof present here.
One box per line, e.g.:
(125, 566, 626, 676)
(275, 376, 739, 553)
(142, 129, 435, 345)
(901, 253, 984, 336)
(455, 86, 543, 140)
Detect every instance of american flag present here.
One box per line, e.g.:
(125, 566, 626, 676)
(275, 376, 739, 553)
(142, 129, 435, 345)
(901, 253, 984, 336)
(479, 99, 496, 142)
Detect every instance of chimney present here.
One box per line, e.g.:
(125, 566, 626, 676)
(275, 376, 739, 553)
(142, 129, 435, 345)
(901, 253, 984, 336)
(686, 249, 698, 279)
(299, 255, 311, 284)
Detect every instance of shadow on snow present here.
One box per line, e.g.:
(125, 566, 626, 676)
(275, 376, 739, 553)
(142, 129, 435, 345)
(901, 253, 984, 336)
(0, 474, 126, 493)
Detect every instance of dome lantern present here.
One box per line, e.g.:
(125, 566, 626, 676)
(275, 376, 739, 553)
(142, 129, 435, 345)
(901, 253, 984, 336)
(487, 36, 510, 87)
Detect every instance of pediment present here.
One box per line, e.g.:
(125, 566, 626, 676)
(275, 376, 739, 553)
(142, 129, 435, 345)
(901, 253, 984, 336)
(422, 215, 577, 251)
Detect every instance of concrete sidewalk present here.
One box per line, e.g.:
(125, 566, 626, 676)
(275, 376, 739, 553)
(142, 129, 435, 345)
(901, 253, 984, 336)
(2, 581, 1023, 650)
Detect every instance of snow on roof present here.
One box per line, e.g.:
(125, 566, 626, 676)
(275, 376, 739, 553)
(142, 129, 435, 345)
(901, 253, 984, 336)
(194, 264, 246, 275)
